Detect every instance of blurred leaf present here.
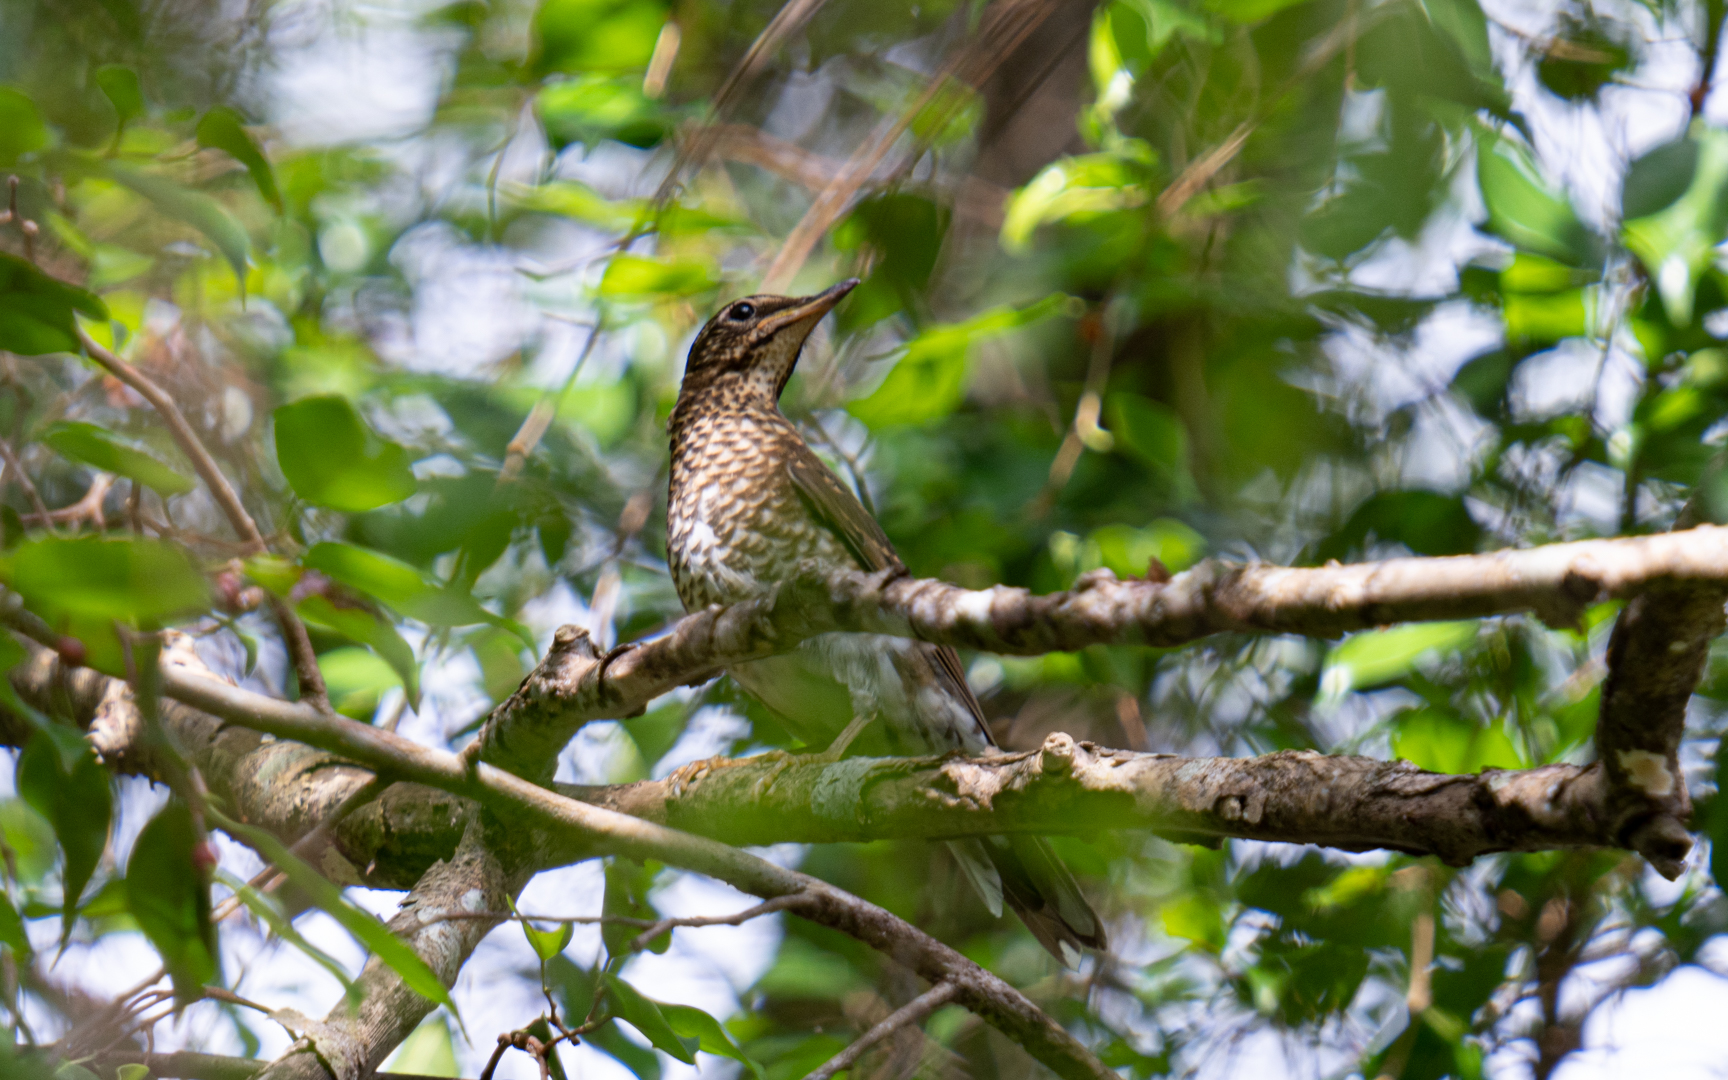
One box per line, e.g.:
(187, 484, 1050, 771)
(304, 542, 530, 644)
(1314, 490, 1482, 562)
(505, 179, 637, 230)
(1161, 893, 1227, 951)
(42, 421, 195, 495)
(1089, 519, 1206, 577)
(1393, 707, 1524, 773)
(1623, 138, 1698, 220)
(0, 87, 48, 165)
(1320, 622, 1478, 696)
(599, 253, 716, 299)
(17, 735, 111, 931)
(216, 870, 358, 1000)
(849, 295, 1071, 428)
(296, 595, 421, 709)
(603, 857, 668, 956)
(274, 395, 416, 512)
(0, 891, 27, 957)
(602, 972, 699, 1064)
(1002, 152, 1151, 252)
(533, 0, 668, 75)
(95, 66, 144, 133)
(1623, 126, 1728, 325)
(6, 536, 210, 624)
(214, 810, 461, 1023)
(537, 76, 674, 150)
(103, 162, 252, 288)
(196, 107, 283, 212)
(126, 801, 217, 1004)
(0, 253, 108, 356)
(1535, 12, 1633, 102)
(0, 797, 59, 887)
(384, 1015, 460, 1078)
(1476, 139, 1596, 266)
(317, 646, 401, 720)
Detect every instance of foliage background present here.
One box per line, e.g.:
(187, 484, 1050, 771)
(3, 0, 1728, 1075)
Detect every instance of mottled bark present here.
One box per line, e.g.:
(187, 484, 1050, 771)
(477, 527, 1728, 773)
(255, 821, 524, 1080)
(561, 734, 1620, 862)
(4, 636, 472, 890)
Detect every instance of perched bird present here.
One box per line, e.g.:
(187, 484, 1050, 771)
(666, 280, 1106, 964)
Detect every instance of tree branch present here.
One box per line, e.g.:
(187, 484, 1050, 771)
(803, 981, 958, 1080)
(474, 527, 1728, 781)
(562, 733, 1621, 862)
(74, 327, 329, 709)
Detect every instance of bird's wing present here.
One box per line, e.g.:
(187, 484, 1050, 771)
(785, 442, 990, 729)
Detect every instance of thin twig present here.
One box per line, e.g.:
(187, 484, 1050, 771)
(498, 313, 607, 487)
(802, 982, 958, 1080)
(0, 438, 55, 533)
(211, 772, 389, 923)
(73, 327, 329, 708)
(628, 894, 800, 952)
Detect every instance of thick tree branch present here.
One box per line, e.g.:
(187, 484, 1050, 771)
(476, 527, 1728, 777)
(563, 734, 1620, 863)
(255, 821, 523, 1080)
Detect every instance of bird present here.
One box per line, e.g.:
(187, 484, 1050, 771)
(665, 279, 1106, 965)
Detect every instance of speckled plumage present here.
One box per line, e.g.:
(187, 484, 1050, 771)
(667, 282, 1105, 962)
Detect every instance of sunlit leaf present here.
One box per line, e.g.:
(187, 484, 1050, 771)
(384, 1015, 460, 1078)
(296, 594, 421, 709)
(598, 253, 716, 299)
(661, 1003, 764, 1078)
(1320, 622, 1479, 697)
(1622, 125, 1728, 325)
(42, 421, 196, 495)
(510, 896, 574, 961)
(317, 646, 402, 720)
(1392, 708, 1525, 774)
(848, 295, 1072, 428)
(126, 801, 217, 1004)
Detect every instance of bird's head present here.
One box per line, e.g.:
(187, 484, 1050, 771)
(675, 279, 859, 411)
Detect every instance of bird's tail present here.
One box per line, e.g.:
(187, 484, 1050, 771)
(948, 836, 1107, 968)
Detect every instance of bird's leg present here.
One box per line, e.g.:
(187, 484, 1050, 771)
(749, 713, 876, 800)
(812, 711, 874, 764)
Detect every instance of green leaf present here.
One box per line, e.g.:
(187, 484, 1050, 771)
(6, 536, 210, 624)
(95, 66, 144, 133)
(1622, 138, 1698, 220)
(1161, 893, 1227, 951)
(1320, 621, 1478, 697)
(42, 421, 196, 495)
(304, 542, 531, 645)
(384, 1015, 461, 1078)
(510, 897, 573, 961)
(1476, 140, 1596, 266)
(1392, 708, 1524, 774)
(102, 162, 251, 290)
(273, 395, 416, 512)
(1001, 152, 1151, 252)
(125, 801, 217, 1003)
(17, 735, 112, 931)
(1622, 125, 1728, 325)
(115, 1066, 150, 1080)
(317, 646, 402, 720)
(532, 0, 668, 76)
(661, 1003, 764, 1079)
(0, 253, 109, 356)
(214, 869, 358, 1002)
(536, 76, 674, 151)
(602, 972, 699, 1064)
(0, 890, 29, 957)
(211, 808, 461, 1024)
(295, 595, 421, 709)
(848, 295, 1072, 428)
(0, 87, 48, 165)
(196, 106, 282, 212)
(598, 254, 716, 299)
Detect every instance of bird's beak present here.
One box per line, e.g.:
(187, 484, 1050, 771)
(758, 278, 860, 337)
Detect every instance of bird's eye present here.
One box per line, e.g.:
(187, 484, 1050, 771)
(730, 302, 756, 321)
